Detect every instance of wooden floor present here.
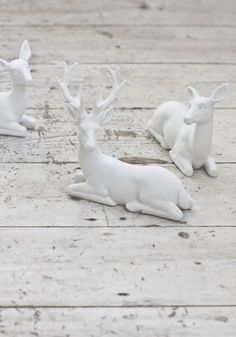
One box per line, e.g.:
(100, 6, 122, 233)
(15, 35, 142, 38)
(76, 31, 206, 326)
(0, 0, 236, 336)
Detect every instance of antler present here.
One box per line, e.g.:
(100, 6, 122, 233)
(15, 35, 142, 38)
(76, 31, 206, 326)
(93, 66, 126, 116)
(56, 62, 87, 119)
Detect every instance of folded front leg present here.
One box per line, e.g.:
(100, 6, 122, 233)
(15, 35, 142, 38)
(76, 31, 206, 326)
(67, 182, 117, 206)
(169, 150, 193, 177)
(148, 128, 170, 149)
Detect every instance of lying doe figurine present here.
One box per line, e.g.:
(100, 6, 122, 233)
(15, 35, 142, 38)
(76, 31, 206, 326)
(148, 83, 229, 177)
(0, 40, 37, 137)
(57, 62, 193, 221)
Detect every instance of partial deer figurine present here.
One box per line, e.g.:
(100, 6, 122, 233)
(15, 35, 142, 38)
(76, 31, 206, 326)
(57, 62, 193, 221)
(148, 83, 229, 177)
(0, 40, 37, 137)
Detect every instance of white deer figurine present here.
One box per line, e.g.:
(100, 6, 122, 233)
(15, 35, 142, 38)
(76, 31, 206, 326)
(148, 83, 229, 177)
(0, 40, 37, 137)
(57, 63, 193, 221)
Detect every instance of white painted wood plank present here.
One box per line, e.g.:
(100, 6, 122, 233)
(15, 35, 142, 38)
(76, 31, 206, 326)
(0, 64, 234, 163)
(0, 26, 235, 63)
(1, 64, 235, 108)
(0, 227, 235, 305)
(0, 163, 235, 226)
(0, 107, 234, 163)
(0, 307, 235, 337)
(0, 0, 234, 26)
(0, 1, 234, 335)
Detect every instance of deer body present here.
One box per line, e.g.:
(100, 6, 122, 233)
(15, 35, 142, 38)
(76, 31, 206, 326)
(0, 85, 26, 122)
(0, 40, 37, 137)
(78, 137, 189, 209)
(148, 84, 229, 177)
(57, 63, 193, 221)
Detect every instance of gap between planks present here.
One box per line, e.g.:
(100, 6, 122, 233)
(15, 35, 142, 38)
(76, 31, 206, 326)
(1, 24, 236, 28)
(0, 225, 234, 229)
(9, 62, 236, 66)
(0, 305, 235, 309)
(0, 161, 235, 164)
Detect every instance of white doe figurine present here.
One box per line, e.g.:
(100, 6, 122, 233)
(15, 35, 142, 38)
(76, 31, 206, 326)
(57, 63, 193, 221)
(0, 40, 37, 137)
(148, 83, 229, 177)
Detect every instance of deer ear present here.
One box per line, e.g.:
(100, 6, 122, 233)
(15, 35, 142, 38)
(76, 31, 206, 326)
(0, 59, 9, 71)
(19, 40, 31, 61)
(97, 107, 113, 125)
(188, 86, 199, 98)
(210, 83, 229, 103)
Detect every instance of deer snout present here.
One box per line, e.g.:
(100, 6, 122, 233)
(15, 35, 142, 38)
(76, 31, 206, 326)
(184, 110, 197, 125)
(84, 141, 96, 151)
(24, 72, 32, 83)
(184, 115, 194, 125)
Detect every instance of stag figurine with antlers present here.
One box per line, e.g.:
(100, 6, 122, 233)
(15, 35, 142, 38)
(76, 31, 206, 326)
(0, 40, 37, 137)
(148, 83, 229, 177)
(57, 63, 193, 221)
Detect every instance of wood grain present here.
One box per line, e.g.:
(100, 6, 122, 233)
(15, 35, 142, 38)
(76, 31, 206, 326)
(0, 0, 235, 335)
(0, 0, 235, 26)
(0, 163, 235, 227)
(0, 25, 235, 64)
(1, 64, 235, 108)
(0, 107, 234, 163)
(0, 227, 235, 306)
(0, 307, 235, 337)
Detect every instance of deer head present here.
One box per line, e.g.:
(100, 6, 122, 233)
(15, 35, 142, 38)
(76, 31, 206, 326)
(0, 40, 32, 85)
(184, 83, 229, 125)
(57, 62, 126, 151)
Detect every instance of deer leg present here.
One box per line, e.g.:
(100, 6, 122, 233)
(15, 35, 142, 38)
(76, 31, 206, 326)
(148, 128, 170, 150)
(169, 150, 193, 177)
(21, 115, 38, 130)
(0, 122, 27, 137)
(126, 200, 183, 222)
(67, 182, 117, 206)
(204, 156, 218, 177)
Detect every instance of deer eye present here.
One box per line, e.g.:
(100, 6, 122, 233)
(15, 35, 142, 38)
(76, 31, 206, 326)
(199, 103, 206, 109)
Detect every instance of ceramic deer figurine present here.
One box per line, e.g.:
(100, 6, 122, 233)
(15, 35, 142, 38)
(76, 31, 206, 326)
(57, 63, 193, 221)
(0, 40, 37, 137)
(148, 83, 229, 177)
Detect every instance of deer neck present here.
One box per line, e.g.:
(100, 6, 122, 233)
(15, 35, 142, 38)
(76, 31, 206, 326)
(192, 118, 213, 156)
(10, 83, 26, 99)
(10, 83, 27, 118)
(78, 135, 103, 179)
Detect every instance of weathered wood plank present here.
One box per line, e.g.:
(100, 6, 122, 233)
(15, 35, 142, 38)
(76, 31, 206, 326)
(1, 64, 235, 108)
(0, 307, 235, 337)
(0, 163, 235, 226)
(0, 0, 235, 335)
(0, 227, 235, 305)
(0, 107, 234, 163)
(0, 0, 235, 26)
(0, 26, 235, 63)
(0, 64, 234, 163)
